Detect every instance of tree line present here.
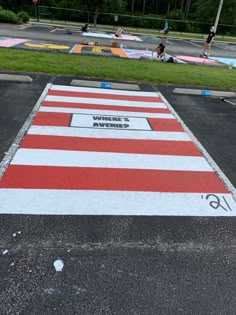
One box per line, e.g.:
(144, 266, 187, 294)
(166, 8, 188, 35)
(1, 0, 235, 34)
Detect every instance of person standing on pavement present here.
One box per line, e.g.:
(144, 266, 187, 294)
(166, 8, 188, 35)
(161, 20, 169, 35)
(202, 26, 215, 57)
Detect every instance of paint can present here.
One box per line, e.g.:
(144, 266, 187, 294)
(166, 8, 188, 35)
(112, 41, 119, 48)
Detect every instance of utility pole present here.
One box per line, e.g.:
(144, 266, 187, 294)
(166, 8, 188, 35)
(214, 0, 224, 33)
(131, 0, 134, 14)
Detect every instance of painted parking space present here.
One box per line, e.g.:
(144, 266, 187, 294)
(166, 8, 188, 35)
(51, 28, 143, 41)
(175, 55, 217, 64)
(0, 37, 29, 47)
(209, 56, 236, 67)
(71, 44, 127, 57)
(81, 31, 142, 41)
(174, 54, 236, 67)
(123, 49, 185, 62)
(72, 45, 179, 61)
(16, 40, 74, 52)
(0, 84, 235, 216)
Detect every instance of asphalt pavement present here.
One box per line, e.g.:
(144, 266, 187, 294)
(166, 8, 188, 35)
(1, 22, 236, 61)
(0, 24, 236, 315)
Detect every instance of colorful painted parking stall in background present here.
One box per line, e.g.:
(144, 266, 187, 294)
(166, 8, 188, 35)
(0, 37, 29, 47)
(1, 36, 236, 67)
(121, 49, 186, 62)
(81, 32, 142, 41)
(50, 28, 143, 41)
(175, 55, 217, 64)
(15, 40, 75, 53)
(0, 84, 235, 215)
(71, 44, 127, 58)
(208, 57, 236, 68)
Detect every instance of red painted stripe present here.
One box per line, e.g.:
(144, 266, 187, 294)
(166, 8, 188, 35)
(20, 135, 202, 156)
(0, 165, 228, 193)
(42, 101, 170, 114)
(31, 112, 182, 132)
(48, 89, 163, 102)
(148, 118, 184, 132)
(32, 112, 71, 126)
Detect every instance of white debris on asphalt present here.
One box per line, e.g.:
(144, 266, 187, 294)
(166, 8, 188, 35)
(53, 259, 64, 272)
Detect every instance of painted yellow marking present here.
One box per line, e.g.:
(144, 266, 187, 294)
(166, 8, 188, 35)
(25, 43, 70, 50)
(72, 44, 127, 57)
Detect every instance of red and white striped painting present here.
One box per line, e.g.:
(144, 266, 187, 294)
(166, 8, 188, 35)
(0, 85, 235, 215)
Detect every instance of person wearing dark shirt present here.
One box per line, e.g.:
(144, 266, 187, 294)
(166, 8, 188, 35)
(202, 26, 215, 57)
(152, 43, 166, 61)
(81, 24, 89, 32)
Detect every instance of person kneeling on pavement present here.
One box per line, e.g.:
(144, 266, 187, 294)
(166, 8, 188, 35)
(152, 43, 175, 63)
(152, 43, 166, 61)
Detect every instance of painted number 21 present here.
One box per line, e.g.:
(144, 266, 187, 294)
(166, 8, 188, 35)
(201, 194, 233, 212)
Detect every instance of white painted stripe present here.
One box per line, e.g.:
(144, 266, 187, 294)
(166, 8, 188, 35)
(40, 106, 174, 118)
(0, 189, 235, 215)
(184, 40, 202, 48)
(212, 43, 230, 51)
(45, 95, 166, 109)
(50, 85, 160, 97)
(28, 126, 191, 141)
(12, 148, 213, 171)
(69, 44, 77, 54)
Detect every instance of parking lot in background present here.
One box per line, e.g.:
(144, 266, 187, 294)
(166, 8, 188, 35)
(0, 21, 236, 314)
(0, 73, 236, 313)
(0, 23, 236, 66)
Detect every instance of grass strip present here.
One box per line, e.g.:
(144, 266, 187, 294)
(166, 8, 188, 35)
(1, 48, 235, 89)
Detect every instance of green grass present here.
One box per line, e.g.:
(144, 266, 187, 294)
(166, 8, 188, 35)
(1, 48, 236, 89)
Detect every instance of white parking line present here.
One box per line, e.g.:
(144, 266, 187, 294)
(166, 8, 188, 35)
(212, 43, 231, 51)
(183, 40, 202, 48)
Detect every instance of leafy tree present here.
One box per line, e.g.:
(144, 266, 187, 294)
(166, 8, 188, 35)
(85, 0, 127, 26)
